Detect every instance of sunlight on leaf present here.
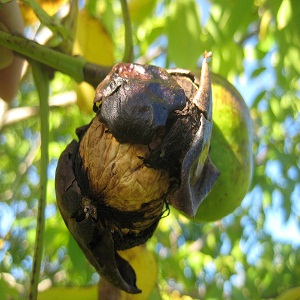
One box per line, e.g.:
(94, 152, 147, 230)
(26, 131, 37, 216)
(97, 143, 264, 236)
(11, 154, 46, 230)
(166, 0, 202, 69)
(129, 0, 157, 23)
(277, 0, 292, 30)
(259, 10, 272, 40)
(275, 286, 300, 300)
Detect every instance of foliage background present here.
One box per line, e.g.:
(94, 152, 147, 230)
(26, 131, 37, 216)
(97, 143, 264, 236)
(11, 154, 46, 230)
(0, 0, 300, 299)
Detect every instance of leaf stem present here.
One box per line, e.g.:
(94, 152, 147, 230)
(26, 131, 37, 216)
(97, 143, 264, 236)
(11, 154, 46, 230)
(120, 0, 133, 62)
(28, 61, 49, 300)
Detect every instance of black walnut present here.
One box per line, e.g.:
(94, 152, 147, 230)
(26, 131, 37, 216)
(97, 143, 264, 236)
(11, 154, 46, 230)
(55, 53, 219, 293)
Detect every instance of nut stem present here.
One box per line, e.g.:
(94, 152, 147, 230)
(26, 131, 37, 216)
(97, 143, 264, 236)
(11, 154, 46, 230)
(192, 51, 212, 121)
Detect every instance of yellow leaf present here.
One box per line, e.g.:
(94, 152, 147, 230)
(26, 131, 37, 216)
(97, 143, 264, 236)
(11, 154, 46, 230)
(73, 9, 114, 65)
(73, 9, 114, 113)
(38, 286, 97, 300)
(259, 10, 272, 41)
(118, 245, 158, 300)
(74, 82, 97, 114)
(19, 0, 68, 25)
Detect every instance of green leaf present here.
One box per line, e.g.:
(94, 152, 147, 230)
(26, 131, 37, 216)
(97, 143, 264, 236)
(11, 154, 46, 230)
(251, 90, 266, 108)
(166, 0, 202, 69)
(269, 97, 283, 121)
(0, 276, 19, 300)
(68, 234, 92, 282)
(0, 277, 7, 300)
(129, 0, 158, 23)
(44, 216, 69, 255)
(251, 66, 266, 78)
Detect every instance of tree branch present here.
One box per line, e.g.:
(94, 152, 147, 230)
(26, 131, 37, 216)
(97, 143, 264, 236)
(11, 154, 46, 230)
(0, 30, 111, 86)
(238, 27, 259, 46)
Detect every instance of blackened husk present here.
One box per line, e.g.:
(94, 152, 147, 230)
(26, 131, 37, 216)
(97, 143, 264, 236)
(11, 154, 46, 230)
(73, 130, 166, 250)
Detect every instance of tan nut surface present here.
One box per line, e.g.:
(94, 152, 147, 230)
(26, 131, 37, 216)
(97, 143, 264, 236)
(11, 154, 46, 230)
(79, 116, 170, 212)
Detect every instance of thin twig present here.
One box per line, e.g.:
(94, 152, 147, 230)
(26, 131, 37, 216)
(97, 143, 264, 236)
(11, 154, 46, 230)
(136, 46, 165, 65)
(120, 0, 133, 62)
(28, 61, 49, 300)
(238, 27, 259, 45)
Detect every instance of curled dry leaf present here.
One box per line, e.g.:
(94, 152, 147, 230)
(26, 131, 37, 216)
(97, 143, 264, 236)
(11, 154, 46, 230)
(55, 54, 219, 293)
